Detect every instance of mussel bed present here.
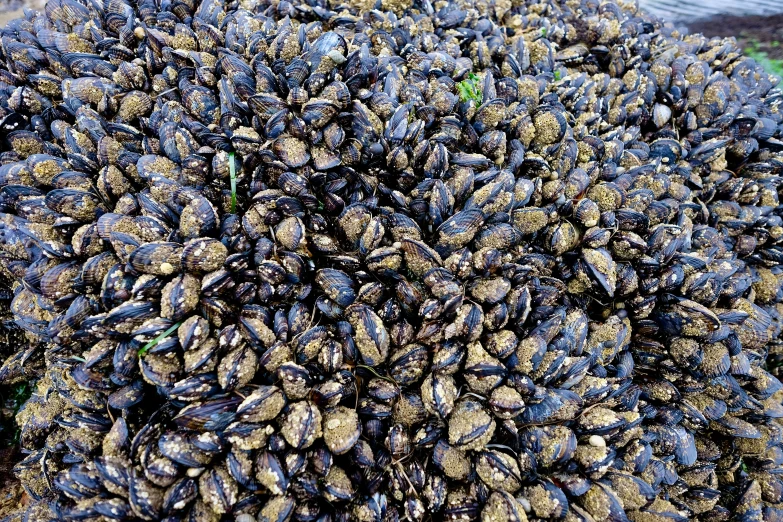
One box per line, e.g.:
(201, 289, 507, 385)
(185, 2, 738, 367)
(1, 0, 783, 520)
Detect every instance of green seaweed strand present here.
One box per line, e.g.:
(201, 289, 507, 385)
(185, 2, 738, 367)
(138, 321, 182, 357)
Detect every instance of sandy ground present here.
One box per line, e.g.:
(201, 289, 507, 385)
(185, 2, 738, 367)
(0, 0, 43, 26)
(0, 447, 26, 521)
(0, 9, 23, 25)
(688, 13, 783, 60)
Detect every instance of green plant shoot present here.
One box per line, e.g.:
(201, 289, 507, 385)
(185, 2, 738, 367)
(457, 73, 483, 104)
(139, 321, 182, 357)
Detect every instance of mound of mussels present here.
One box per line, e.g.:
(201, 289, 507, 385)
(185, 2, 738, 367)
(1, 0, 783, 520)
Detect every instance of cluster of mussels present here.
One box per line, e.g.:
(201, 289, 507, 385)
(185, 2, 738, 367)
(2, 0, 783, 520)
